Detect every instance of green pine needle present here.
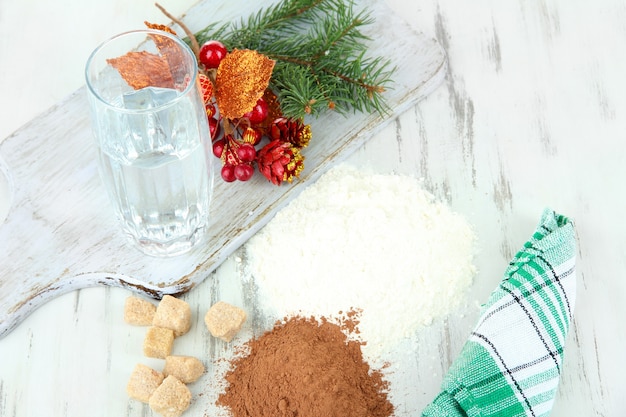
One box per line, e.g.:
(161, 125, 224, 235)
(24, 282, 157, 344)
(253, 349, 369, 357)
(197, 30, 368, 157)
(192, 0, 395, 120)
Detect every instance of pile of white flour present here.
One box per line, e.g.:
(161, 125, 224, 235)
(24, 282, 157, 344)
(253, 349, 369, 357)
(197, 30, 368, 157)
(245, 164, 477, 360)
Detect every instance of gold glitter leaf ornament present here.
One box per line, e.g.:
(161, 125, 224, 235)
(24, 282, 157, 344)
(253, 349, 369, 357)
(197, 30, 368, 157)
(215, 49, 275, 120)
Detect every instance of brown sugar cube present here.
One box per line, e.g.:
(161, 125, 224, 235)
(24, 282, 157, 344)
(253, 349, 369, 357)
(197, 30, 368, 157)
(124, 296, 157, 326)
(152, 295, 192, 337)
(204, 301, 247, 342)
(143, 326, 175, 359)
(126, 363, 164, 403)
(163, 355, 205, 384)
(149, 375, 192, 417)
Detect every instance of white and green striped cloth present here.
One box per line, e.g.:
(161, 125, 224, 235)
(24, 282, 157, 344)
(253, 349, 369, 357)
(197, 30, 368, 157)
(422, 209, 576, 417)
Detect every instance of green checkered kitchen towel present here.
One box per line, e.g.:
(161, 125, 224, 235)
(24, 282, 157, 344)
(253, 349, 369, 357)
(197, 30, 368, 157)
(422, 208, 576, 417)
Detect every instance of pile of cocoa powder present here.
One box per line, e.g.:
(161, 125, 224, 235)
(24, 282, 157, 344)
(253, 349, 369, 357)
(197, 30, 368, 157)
(217, 314, 394, 417)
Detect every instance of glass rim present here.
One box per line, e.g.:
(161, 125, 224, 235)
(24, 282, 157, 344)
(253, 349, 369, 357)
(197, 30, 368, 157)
(84, 29, 198, 112)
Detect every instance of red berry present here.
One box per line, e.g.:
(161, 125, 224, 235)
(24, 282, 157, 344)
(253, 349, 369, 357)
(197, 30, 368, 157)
(243, 98, 269, 124)
(234, 163, 254, 181)
(199, 40, 227, 69)
(237, 143, 257, 163)
(212, 138, 226, 158)
(221, 164, 236, 182)
(208, 117, 221, 139)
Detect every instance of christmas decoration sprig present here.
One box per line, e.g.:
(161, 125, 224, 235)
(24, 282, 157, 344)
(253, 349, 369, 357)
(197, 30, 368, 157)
(114, 0, 395, 185)
(191, 0, 395, 119)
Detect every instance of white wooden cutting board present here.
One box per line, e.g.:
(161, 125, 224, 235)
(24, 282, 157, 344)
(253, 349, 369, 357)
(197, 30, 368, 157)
(0, 0, 446, 338)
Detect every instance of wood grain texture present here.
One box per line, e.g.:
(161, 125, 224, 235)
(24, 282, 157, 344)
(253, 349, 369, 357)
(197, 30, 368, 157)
(1, 0, 625, 416)
(0, 0, 446, 338)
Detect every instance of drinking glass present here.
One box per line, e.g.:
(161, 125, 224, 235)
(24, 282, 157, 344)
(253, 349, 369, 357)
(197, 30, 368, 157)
(85, 30, 213, 257)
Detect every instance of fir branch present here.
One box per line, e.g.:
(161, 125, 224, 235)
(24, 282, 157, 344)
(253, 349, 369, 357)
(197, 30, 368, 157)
(195, 0, 333, 48)
(191, 0, 395, 119)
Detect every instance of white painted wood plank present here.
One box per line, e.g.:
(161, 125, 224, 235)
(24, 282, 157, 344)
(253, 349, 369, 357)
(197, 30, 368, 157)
(0, 0, 446, 338)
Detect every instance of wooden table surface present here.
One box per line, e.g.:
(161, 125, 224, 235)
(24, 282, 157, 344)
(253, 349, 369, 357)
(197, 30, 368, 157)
(1, 0, 624, 416)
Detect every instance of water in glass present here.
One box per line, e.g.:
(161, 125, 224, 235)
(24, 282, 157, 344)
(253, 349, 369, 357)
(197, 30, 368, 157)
(96, 86, 211, 256)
